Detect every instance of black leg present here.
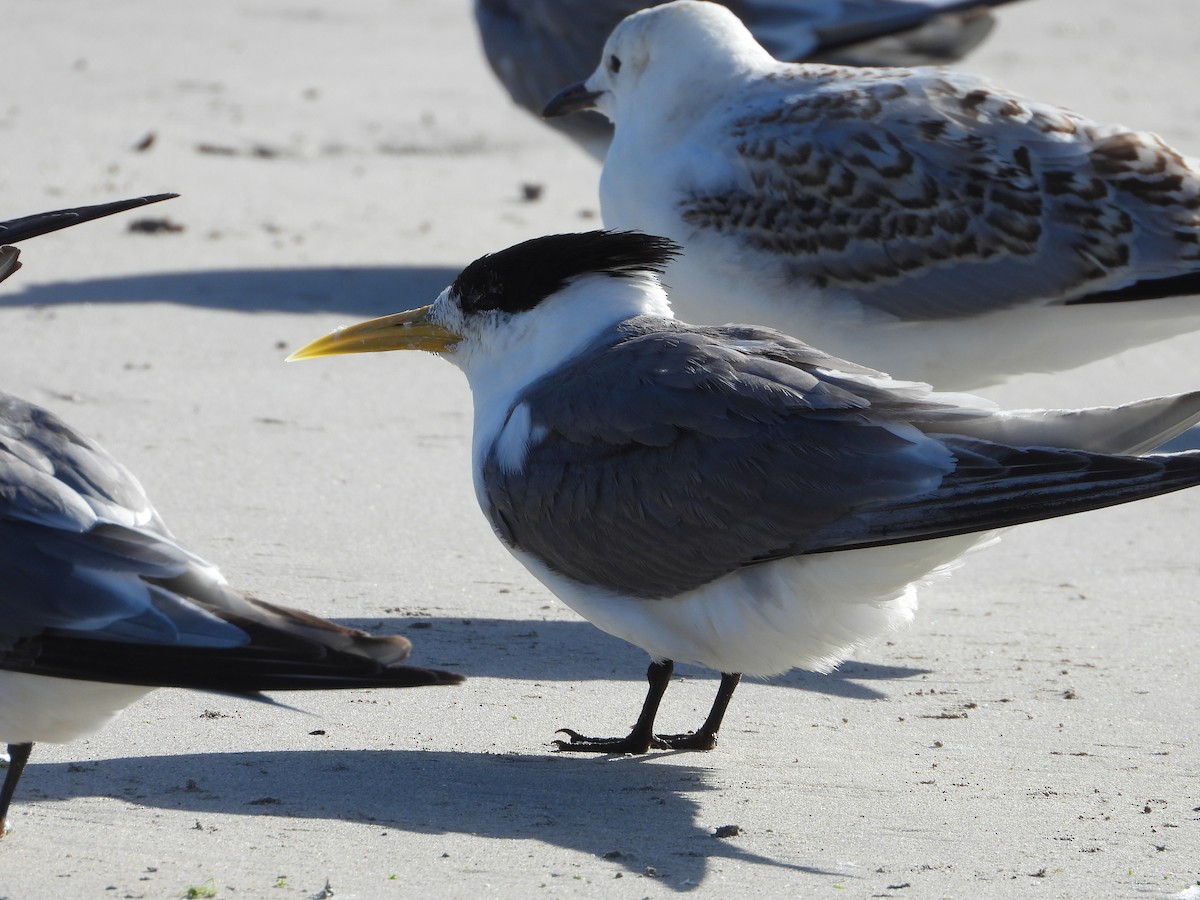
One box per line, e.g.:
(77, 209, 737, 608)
(553, 665, 742, 754)
(554, 660, 675, 754)
(655, 672, 742, 750)
(0, 742, 33, 836)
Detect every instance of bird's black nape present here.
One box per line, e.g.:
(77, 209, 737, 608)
(451, 230, 681, 315)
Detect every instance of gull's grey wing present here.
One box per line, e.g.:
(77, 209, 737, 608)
(803, 0, 1007, 67)
(0, 393, 461, 688)
(681, 67, 1200, 319)
(481, 320, 1200, 599)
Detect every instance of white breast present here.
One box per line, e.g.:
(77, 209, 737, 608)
(509, 531, 998, 677)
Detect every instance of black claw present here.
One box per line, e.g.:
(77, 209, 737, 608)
(549, 664, 737, 755)
(550, 729, 717, 754)
(656, 731, 719, 751)
(551, 729, 655, 754)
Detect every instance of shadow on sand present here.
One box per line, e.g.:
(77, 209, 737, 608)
(26, 748, 841, 889)
(346, 616, 931, 702)
(0, 266, 461, 316)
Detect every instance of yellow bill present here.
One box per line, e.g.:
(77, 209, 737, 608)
(287, 305, 462, 361)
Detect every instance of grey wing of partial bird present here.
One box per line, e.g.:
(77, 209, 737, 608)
(0, 392, 454, 691)
(0, 391, 243, 646)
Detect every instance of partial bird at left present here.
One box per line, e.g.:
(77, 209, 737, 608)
(0, 198, 463, 836)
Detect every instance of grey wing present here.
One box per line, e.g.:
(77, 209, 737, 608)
(0, 393, 461, 688)
(0, 391, 243, 642)
(474, 0, 641, 149)
(754, 0, 1000, 67)
(481, 321, 962, 599)
(0, 392, 166, 534)
(805, 436, 1200, 552)
(481, 321, 1200, 599)
(684, 67, 1200, 319)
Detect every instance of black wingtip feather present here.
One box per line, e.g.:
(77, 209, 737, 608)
(6, 634, 464, 691)
(452, 230, 681, 315)
(1066, 271, 1200, 306)
(806, 445, 1200, 554)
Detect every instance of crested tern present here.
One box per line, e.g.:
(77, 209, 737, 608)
(290, 230, 1200, 754)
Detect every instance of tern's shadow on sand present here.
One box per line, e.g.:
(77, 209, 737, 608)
(0, 267, 461, 315)
(24, 749, 840, 889)
(353, 617, 931, 702)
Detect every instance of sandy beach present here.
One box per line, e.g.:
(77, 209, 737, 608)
(1, 0, 1197, 896)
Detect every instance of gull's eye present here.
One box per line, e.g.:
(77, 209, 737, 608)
(608, 54, 622, 75)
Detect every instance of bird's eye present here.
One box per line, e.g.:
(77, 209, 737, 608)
(608, 55, 622, 74)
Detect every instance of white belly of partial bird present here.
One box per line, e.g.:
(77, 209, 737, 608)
(0, 671, 149, 744)
(510, 531, 997, 677)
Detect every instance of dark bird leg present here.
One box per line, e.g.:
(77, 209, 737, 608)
(554, 663, 742, 754)
(655, 672, 742, 751)
(0, 743, 33, 835)
(554, 659, 676, 754)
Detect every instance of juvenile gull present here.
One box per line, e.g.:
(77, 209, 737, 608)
(544, 1, 1200, 389)
(290, 231, 1200, 754)
(0, 201, 462, 835)
(477, 0, 1018, 158)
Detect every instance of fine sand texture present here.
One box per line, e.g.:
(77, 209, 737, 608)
(1, 1, 1197, 896)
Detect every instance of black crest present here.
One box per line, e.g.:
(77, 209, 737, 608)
(451, 231, 681, 315)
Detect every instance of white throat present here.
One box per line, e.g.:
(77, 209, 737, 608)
(449, 272, 673, 481)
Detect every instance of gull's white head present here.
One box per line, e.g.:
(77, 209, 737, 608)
(289, 231, 680, 389)
(542, 1, 773, 125)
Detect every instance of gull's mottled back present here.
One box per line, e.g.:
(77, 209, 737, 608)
(554, 0, 1200, 389)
